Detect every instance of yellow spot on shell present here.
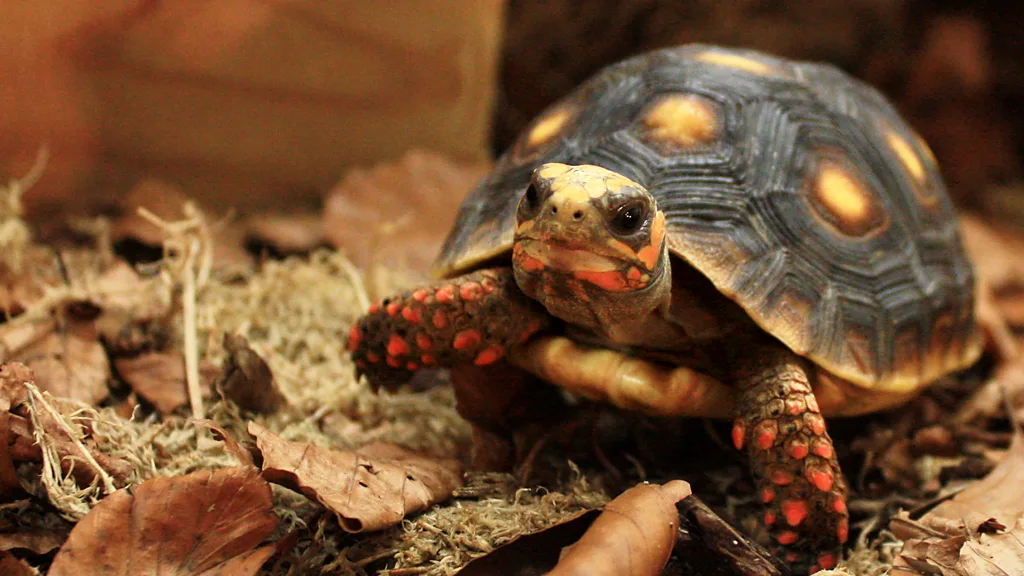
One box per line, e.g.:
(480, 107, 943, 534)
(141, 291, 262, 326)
(695, 51, 773, 75)
(642, 94, 721, 148)
(526, 109, 572, 149)
(886, 131, 925, 183)
(808, 158, 887, 237)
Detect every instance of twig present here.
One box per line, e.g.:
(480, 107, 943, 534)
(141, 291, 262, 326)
(137, 202, 216, 419)
(337, 254, 371, 311)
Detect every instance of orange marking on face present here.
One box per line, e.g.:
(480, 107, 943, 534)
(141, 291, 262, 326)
(573, 269, 628, 291)
(775, 531, 799, 546)
(781, 500, 809, 526)
(635, 211, 666, 269)
(432, 310, 449, 329)
(695, 51, 774, 75)
(526, 111, 572, 149)
(761, 487, 775, 504)
(421, 354, 435, 365)
(416, 333, 433, 351)
(387, 335, 410, 357)
(386, 302, 400, 317)
(642, 94, 721, 148)
(887, 130, 926, 182)
(435, 285, 455, 303)
(807, 469, 834, 492)
(347, 325, 361, 352)
(453, 330, 482, 351)
(732, 422, 746, 450)
(764, 511, 777, 526)
(412, 289, 428, 303)
(459, 282, 482, 301)
(473, 345, 504, 366)
(626, 267, 641, 282)
(636, 245, 659, 271)
(401, 307, 421, 324)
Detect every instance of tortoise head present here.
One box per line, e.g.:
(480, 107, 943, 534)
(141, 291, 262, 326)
(511, 163, 672, 333)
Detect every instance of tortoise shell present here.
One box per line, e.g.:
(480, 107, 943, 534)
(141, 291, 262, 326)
(434, 45, 983, 393)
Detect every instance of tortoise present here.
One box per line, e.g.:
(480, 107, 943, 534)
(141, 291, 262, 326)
(346, 45, 983, 571)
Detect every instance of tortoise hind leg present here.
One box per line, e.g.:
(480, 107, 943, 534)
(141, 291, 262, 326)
(731, 345, 849, 573)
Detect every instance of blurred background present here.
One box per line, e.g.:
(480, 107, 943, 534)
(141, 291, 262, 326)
(2, 0, 1021, 263)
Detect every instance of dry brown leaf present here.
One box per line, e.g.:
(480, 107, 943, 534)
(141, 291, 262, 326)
(547, 480, 691, 576)
(114, 352, 188, 414)
(960, 214, 1024, 294)
(0, 528, 68, 555)
(0, 551, 36, 576)
(459, 481, 693, 576)
(323, 150, 489, 273)
(48, 466, 278, 576)
(111, 178, 252, 269)
(923, 431, 1024, 534)
(0, 316, 110, 406)
(191, 419, 255, 467)
(244, 213, 325, 255)
(248, 421, 463, 532)
(215, 334, 285, 413)
(893, 518, 1024, 576)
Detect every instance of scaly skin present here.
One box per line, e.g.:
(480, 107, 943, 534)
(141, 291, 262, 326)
(732, 346, 849, 573)
(347, 268, 550, 391)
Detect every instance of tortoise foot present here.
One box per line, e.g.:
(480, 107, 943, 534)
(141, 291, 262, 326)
(347, 268, 550, 390)
(733, 348, 849, 573)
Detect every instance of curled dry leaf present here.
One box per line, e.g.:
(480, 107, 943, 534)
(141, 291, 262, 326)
(215, 334, 285, 413)
(324, 150, 489, 273)
(190, 418, 255, 467)
(48, 466, 278, 576)
(459, 481, 693, 576)
(114, 352, 188, 414)
(547, 480, 690, 576)
(248, 422, 463, 532)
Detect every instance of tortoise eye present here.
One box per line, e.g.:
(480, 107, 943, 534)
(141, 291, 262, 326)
(518, 184, 542, 221)
(611, 204, 646, 234)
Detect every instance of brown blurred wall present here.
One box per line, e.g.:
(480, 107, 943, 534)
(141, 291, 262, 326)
(0, 0, 504, 219)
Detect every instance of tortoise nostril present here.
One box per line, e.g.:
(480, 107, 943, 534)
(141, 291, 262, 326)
(572, 210, 583, 220)
(551, 206, 558, 214)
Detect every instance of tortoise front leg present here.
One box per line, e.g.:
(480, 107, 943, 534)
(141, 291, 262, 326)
(732, 346, 849, 573)
(347, 267, 550, 390)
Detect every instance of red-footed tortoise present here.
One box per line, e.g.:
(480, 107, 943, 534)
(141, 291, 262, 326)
(347, 45, 983, 572)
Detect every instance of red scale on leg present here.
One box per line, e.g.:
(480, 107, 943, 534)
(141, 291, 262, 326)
(473, 345, 504, 366)
(459, 282, 483, 301)
(347, 325, 362, 352)
(386, 302, 401, 317)
(734, 350, 849, 573)
(401, 307, 422, 323)
(731, 420, 746, 450)
(412, 289, 428, 303)
(435, 285, 456, 303)
(416, 333, 434, 351)
(387, 335, 410, 357)
(453, 330, 482, 351)
(754, 420, 778, 450)
(433, 310, 449, 330)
